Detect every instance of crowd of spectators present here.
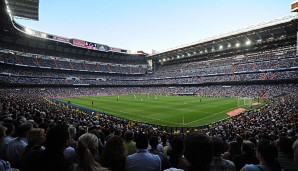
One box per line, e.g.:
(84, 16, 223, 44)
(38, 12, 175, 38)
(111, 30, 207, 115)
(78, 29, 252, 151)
(0, 43, 297, 170)
(0, 51, 147, 75)
(0, 84, 297, 170)
(1, 44, 297, 85)
(153, 45, 296, 77)
(0, 66, 297, 85)
(0, 84, 291, 99)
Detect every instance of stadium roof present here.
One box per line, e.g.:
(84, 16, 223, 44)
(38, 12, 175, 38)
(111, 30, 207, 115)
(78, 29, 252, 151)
(0, 0, 147, 64)
(0, 0, 297, 64)
(148, 14, 298, 63)
(4, 0, 39, 20)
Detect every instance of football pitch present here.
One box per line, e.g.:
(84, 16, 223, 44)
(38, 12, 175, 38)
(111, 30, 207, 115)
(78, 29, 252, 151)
(57, 95, 260, 127)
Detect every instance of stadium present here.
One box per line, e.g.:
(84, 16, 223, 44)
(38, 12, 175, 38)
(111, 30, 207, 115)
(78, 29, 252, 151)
(0, 0, 298, 171)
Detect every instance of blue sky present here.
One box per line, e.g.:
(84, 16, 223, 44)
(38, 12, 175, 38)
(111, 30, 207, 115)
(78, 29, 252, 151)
(15, 0, 294, 53)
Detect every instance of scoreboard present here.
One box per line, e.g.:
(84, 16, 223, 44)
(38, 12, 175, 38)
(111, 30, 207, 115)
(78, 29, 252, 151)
(85, 42, 97, 50)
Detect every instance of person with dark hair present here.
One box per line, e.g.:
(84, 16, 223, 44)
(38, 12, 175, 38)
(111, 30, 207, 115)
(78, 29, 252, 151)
(232, 140, 259, 171)
(2, 123, 14, 159)
(21, 128, 46, 171)
(293, 138, 298, 163)
(23, 124, 73, 171)
(0, 125, 12, 171)
(23, 128, 46, 155)
(149, 136, 170, 170)
(276, 136, 298, 171)
(6, 122, 33, 168)
(100, 135, 126, 171)
(209, 137, 235, 171)
(184, 132, 213, 171)
(124, 130, 137, 156)
(167, 135, 187, 170)
(161, 134, 169, 148)
(223, 141, 242, 161)
(241, 139, 282, 171)
(163, 135, 173, 156)
(125, 133, 161, 171)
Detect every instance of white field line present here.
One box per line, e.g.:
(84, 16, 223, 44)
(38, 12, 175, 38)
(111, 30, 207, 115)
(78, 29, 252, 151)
(97, 97, 237, 126)
(96, 104, 181, 125)
(184, 102, 240, 125)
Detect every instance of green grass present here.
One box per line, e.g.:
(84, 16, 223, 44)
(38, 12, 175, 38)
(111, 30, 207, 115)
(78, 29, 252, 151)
(57, 95, 261, 127)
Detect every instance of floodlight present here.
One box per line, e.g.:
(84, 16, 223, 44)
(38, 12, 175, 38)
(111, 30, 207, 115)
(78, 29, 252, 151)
(235, 43, 240, 48)
(193, 51, 196, 54)
(228, 44, 231, 48)
(25, 28, 34, 35)
(163, 58, 166, 61)
(219, 45, 223, 50)
(245, 40, 251, 45)
(41, 33, 47, 38)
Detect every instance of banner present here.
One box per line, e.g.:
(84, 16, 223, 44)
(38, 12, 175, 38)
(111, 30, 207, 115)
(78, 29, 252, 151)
(109, 47, 121, 53)
(46, 35, 69, 43)
(53, 36, 70, 43)
(96, 44, 110, 52)
(120, 49, 127, 53)
(71, 39, 85, 47)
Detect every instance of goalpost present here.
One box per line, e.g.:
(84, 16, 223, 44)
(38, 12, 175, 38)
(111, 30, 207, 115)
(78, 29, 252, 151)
(237, 97, 253, 107)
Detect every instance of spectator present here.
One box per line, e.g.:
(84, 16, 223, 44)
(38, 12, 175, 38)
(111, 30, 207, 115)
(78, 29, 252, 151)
(0, 125, 12, 171)
(126, 133, 161, 171)
(1, 123, 14, 160)
(6, 122, 33, 168)
(232, 140, 259, 171)
(276, 136, 298, 171)
(74, 133, 107, 171)
(184, 132, 213, 171)
(100, 135, 126, 171)
(88, 128, 104, 161)
(209, 137, 235, 171)
(23, 128, 46, 155)
(25, 124, 73, 171)
(223, 141, 241, 161)
(149, 136, 170, 170)
(293, 138, 298, 163)
(124, 130, 137, 156)
(21, 128, 46, 171)
(241, 139, 282, 171)
(167, 135, 187, 170)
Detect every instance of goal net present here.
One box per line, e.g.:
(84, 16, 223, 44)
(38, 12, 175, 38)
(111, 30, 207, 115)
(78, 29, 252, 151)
(237, 97, 253, 107)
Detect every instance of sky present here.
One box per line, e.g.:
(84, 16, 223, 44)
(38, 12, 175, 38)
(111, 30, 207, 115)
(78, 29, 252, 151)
(15, 0, 295, 54)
